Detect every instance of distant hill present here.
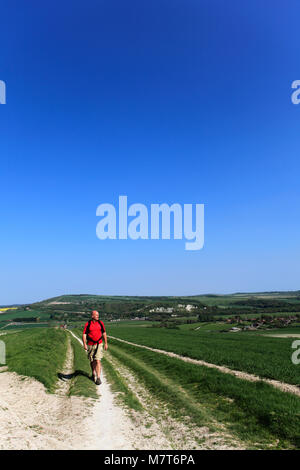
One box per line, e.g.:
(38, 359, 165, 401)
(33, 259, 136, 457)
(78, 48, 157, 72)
(1, 290, 299, 327)
(33, 289, 300, 305)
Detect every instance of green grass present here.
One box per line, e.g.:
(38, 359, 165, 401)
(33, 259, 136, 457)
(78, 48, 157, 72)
(107, 323, 300, 385)
(2, 328, 98, 398)
(108, 338, 300, 449)
(179, 322, 235, 331)
(0, 308, 50, 322)
(259, 327, 300, 336)
(102, 355, 143, 411)
(2, 328, 67, 392)
(1, 323, 49, 331)
(68, 334, 98, 399)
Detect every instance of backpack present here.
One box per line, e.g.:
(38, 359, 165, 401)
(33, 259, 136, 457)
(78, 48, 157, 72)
(86, 319, 104, 345)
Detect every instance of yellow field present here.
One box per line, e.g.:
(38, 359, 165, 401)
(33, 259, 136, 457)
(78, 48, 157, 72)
(0, 307, 17, 312)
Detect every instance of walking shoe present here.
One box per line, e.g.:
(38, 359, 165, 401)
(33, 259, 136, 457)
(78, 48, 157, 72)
(95, 377, 102, 385)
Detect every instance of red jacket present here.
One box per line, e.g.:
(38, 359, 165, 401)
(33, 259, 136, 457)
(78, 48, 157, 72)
(83, 320, 105, 345)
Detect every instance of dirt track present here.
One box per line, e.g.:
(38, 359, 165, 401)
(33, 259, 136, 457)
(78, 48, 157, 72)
(0, 334, 162, 450)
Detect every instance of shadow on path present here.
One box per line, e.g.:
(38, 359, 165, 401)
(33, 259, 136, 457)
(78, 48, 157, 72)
(57, 370, 92, 381)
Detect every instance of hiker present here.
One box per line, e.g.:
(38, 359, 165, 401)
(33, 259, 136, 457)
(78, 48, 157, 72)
(82, 310, 108, 385)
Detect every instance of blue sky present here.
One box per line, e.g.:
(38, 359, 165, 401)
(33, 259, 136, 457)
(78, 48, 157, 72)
(0, 1, 300, 304)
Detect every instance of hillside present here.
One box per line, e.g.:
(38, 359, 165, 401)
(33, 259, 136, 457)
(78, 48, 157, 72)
(1, 290, 300, 328)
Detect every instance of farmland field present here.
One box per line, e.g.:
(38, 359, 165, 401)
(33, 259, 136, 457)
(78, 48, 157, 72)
(104, 322, 300, 385)
(0, 307, 17, 312)
(104, 337, 300, 448)
(0, 308, 50, 322)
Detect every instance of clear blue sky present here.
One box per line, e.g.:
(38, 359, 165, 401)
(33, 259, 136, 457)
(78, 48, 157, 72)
(1, 1, 300, 304)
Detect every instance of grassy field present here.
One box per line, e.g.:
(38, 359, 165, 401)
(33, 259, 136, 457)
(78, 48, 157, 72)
(105, 322, 300, 385)
(1, 328, 67, 392)
(106, 338, 300, 449)
(0, 308, 50, 322)
(0, 323, 49, 331)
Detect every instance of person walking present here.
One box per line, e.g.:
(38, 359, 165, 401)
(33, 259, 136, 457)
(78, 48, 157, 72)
(82, 310, 108, 385)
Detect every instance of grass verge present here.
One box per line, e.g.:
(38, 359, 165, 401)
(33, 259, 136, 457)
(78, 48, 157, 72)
(2, 328, 67, 392)
(102, 355, 143, 412)
(68, 334, 98, 399)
